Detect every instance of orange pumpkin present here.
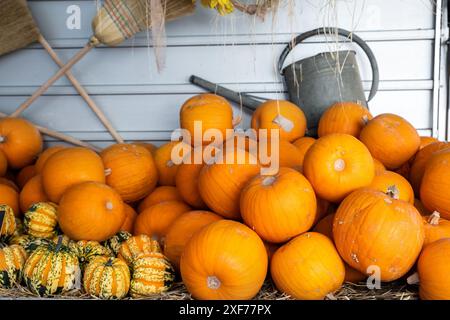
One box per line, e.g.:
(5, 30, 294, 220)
(333, 188, 424, 281)
(263, 140, 304, 170)
(409, 142, 449, 195)
(394, 161, 411, 180)
(119, 204, 138, 233)
(133, 142, 156, 154)
(292, 137, 316, 167)
(0, 177, 19, 192)
(423, 211, 450, 247)
(313, 197, 332, 225)
(359, 113, 420, 169)
(34, 146, 66, 173)
(271, 232, 345, 300)
(240, 167, 317, 243)
(58, 182, 125, 241)
(41, 147, 105, 203)
(0, 118, 43, 169)
(368, 170, 414, 204)
(16, 165, 36, 189)
(164, 210, 222, 270)
(198, 148, 260, 219)
(137, 186, 183, 213)
(303, 134, 375, 202)
(313, 213, 334, 239)
(0, 184, 19, 216)
(175, 148, 207, 209)
(180, 220, 267, 300)
(0, 150, 7, 177)
(133, 201, 191, 245)
(373, 158, 386, 175)
(313, 214, 366, 284)
(101, 143, 158, 202)
(19, 175, 48, 212)
(420, 151, 450, 219)
(154, 141, 191, 186)
(318, 102, 372, 138)
(251, 100, 307, 142)
(180, 94, 235, 146)
(416, 238, 450, 300)
(415, 198, 431, 216)
(419, 136, 439, 149)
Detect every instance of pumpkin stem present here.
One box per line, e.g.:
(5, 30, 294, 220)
(407, 272, 420, 285)
(105, 201, 113, 211)
(428, 211, 441, 225)
(105, 258, 114, 267)
(55, 235, 64, 252)
(362, 115, 369, 125)
(105, 168, 112, 176)
(272, 114, 294, 133)
(207, 276, 221, 290)
(262, 176, 276, 186)
(166, 160, 174, 168)
(325, 293, 337, 300)
(334, 159, 346, 172)
(386, 185, 400, 199)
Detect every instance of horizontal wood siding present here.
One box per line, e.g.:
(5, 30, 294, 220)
(0, 0, 439, 147)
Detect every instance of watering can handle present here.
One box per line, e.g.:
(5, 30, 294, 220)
(278, 28, 379, 102)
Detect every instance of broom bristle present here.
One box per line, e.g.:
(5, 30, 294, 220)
(93, 0, 196, 46)
(0, 0, 41, 56)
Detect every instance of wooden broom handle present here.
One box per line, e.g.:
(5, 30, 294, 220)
(10, 41, 94, 118)
(37, 35, 124, 144)
(0, 111, 101, 152)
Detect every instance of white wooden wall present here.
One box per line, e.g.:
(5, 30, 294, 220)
(0, 0, 446, 148)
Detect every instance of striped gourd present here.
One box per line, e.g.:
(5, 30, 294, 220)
(130, 253, 175, 297)
(103, 231, 132, 256)
(22, 236, 81, 296)
(14, 217, 24, 236)
(0, 244, 27, 288)
(118, 234, 161, 265)
(73, 240, 113, 268)
(0, 205, 16, 241)
(83, 256, 130, 299)
(8, 234, 45, 253)
(24, 202, 59, 239)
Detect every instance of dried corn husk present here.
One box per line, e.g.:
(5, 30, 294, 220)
(92, 0, 195, 46)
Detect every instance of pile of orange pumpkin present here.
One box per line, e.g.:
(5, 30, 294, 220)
(1, 93, 450, 300)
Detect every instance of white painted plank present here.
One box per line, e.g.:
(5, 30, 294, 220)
(27, 0, 435, 47)
(0, 40, 433, 93)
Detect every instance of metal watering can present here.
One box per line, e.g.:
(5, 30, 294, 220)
(190, 28, 380, 136)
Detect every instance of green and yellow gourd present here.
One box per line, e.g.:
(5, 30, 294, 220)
(22, 235, 81, 296)
(24, 202, 59, 239)
(8, 234, 46, 254)
(83, 256, 130, 299)
(73, 240, 113, 268)
(130, 252, 175, 297)
(14, 218, 24, 236)
(0, 244, 27, 288)
(103, 231, 132, 256)
(118, 234, 161, 266)
(0, 205, 16, 241)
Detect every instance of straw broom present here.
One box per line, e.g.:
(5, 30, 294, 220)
(0, 0, 124, 144)
(9, 0, 196, 118)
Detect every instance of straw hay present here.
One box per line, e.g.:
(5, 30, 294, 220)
(0, 281, 418, 300)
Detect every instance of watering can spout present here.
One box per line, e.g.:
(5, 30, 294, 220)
(189, 75, 264, 112)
